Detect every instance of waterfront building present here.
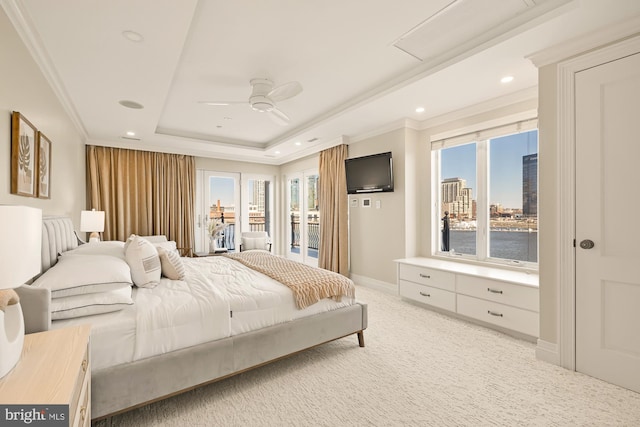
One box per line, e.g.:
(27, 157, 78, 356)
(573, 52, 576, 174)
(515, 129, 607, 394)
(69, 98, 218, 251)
(522, 154, 538, 217)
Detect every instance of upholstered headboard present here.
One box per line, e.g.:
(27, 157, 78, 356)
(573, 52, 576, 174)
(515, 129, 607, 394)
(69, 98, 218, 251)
(41, 215, 78, 273)
(17, 216, 78, 334)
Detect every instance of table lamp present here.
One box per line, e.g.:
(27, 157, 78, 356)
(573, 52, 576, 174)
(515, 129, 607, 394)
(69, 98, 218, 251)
(0, 205, 41, 378)
(80, 209, 105, 243)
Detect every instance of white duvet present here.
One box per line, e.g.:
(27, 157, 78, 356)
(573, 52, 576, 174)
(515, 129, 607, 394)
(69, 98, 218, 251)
(53, 255, 355, 371)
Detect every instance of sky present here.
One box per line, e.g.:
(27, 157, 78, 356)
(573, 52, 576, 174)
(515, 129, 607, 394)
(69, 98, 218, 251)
(209, 176, 236, 207)
(441, 130, 538, 209)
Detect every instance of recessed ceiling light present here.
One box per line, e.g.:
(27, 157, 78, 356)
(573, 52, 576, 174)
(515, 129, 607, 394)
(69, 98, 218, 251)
(501, 76, 514, 84)
(126, 131, 136, 137)
(122, 30, 144, 42)
(294, 142, 301, 146)
(119, 100, 144, 109)
(415, 107, 425, 113)
(275, 151, 281, 155)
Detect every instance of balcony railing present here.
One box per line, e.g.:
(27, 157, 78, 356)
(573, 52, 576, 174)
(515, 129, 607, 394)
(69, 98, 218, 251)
(290, 213, 319, 252)
(207, 212, 320, 256)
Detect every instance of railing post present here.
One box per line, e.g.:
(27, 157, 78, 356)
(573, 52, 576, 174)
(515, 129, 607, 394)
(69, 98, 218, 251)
(290, 213, 295, 249)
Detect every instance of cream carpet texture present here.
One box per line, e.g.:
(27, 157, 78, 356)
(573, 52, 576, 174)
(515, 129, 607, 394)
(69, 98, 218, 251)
(96, 285, 640, 426)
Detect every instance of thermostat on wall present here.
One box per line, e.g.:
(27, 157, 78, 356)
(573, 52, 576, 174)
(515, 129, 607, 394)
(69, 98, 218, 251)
(362, 198, 371, 208)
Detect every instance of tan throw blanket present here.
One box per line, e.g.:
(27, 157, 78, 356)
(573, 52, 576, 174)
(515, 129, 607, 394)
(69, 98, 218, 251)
(223, 251, 355, 309)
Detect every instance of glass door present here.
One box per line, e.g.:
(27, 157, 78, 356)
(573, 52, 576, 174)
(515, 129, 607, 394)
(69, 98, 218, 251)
(286, 171, 319, 266)
(195, 170, 240, 253)
(241, 175, 274, 247)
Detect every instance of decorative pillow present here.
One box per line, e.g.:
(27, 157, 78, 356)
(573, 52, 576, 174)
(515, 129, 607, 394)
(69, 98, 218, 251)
(153, 241, 179, 256)
(31, 254, 133, 298)
(242, 236, 267, 251)
(51, 285, 133, 320)
(125, 235, 161, 288)
(156, 247, 186, 280)
(61, 241, 126, 260)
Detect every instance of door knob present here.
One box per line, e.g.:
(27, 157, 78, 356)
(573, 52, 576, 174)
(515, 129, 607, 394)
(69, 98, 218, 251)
(579, 239, 595, 249)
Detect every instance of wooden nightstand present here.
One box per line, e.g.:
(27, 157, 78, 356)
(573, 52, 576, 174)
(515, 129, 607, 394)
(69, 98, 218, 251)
(0, 325, 91, 427)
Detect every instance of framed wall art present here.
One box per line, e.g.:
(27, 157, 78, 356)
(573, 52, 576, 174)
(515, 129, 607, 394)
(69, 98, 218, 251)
(10, 111, 38, 197)
(37, 131, 52, 199)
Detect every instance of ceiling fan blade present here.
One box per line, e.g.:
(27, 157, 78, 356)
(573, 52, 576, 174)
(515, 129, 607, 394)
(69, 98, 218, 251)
(198, 101, 246, 106)
(268, 107, 290, 126)
(268, 81, 302, 103)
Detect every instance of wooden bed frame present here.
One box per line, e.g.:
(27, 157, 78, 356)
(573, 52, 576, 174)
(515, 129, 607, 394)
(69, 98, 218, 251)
(18, 216, 368, 420)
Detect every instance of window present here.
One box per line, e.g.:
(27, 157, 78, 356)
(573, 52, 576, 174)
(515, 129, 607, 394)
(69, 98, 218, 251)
(433, 121, 538, 267)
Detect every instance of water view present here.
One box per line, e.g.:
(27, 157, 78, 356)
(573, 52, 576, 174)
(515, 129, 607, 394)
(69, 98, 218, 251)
(448, 230, 537, 263)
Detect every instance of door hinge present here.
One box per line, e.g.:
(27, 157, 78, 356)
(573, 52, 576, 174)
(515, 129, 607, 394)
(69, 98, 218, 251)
(573, 239, 576, 247)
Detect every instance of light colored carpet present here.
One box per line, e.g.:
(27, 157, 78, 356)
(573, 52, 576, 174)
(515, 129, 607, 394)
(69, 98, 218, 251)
(96, 285, 640, 426)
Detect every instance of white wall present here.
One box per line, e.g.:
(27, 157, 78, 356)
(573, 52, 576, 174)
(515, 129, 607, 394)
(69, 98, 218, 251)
(347, 128, 410, 286)
(0, 8, 85, 224)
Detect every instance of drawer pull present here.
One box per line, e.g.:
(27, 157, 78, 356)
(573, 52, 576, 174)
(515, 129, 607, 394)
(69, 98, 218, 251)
(487, 310, 503, 317)
(82, 359, 88, 373)
(419, 292, 431, 298)
(419, 274, 431, 279)
(487, 288, 503, 294)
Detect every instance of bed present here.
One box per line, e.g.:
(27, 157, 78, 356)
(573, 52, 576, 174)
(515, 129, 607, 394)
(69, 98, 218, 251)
(17, 216, 367, 420)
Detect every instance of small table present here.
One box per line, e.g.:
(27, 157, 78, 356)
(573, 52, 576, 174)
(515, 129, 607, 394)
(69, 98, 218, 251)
(193, 248, 228, 257)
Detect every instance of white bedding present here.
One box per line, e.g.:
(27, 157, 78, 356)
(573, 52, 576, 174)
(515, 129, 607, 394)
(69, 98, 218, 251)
(52, 254, 356, 371)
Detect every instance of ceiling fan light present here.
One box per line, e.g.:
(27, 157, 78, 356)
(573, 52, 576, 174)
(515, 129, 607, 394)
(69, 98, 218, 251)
(250, 95, 274, 112)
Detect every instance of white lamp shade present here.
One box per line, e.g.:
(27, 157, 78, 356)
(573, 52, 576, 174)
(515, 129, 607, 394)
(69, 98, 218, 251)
(80, 209, 105, 233)
(0, 206, 42, 289)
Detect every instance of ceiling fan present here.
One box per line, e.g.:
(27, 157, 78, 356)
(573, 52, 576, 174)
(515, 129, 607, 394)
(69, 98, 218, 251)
(200, 78, 303, 126)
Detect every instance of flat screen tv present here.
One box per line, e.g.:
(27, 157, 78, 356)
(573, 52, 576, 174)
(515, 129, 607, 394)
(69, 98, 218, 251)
(345, 152, 394, 194)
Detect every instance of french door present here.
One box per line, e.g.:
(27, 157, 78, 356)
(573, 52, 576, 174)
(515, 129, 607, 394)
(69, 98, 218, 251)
(286, 171, 319, 267)
(195, 170, 240, 253)
(240, 175, 274, 245)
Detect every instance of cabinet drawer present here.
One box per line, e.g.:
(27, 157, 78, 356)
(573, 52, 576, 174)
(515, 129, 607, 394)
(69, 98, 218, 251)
(70, 342, 89, 427)
(399, 280, 456, 311)
(456, 275, 539, 312)
(457, 294, 539, 337)
(399, 264, 455, 291)
(73, 371, 90, 427)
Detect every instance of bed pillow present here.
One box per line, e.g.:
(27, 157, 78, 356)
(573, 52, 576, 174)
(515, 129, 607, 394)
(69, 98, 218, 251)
(51, 285, 133, 320)
(242, 236, 267, 251)
(31, 254, 133, 298)
(156, 246, 186, 280)
(125, 235, 161, 288)
(60, 241, 126, 260)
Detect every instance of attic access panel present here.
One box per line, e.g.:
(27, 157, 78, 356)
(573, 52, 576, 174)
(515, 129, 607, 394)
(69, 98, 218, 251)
(393, 0, 556, 61)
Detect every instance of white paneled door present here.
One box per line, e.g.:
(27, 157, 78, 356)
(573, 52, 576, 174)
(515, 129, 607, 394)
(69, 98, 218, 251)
(575, 52, 640, 393)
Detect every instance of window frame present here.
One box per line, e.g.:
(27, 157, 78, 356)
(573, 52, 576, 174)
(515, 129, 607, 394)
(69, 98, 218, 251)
(431, 119, 538, 270)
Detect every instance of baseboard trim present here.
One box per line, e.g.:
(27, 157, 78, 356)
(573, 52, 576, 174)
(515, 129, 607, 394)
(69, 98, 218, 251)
(350, 274, 397, 295)
(536, 339, 560, 366)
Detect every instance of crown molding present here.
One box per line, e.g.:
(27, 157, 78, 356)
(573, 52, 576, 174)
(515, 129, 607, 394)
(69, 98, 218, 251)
(527, 14, 640, 68)
(2, 0, 88, 141)
(420, 86, 538, 130)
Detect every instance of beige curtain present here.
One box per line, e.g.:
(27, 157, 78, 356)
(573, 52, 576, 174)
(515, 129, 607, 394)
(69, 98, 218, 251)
(318, 144, 349, 275)
(86, 145, 195, 252)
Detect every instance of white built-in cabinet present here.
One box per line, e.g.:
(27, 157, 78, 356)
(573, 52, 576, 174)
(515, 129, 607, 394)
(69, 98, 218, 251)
(395, 258, 539, 338)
